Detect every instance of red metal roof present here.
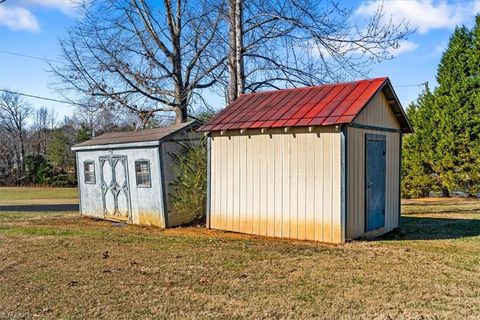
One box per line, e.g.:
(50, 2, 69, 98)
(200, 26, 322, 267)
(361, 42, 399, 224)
(198, 77, 411, 133)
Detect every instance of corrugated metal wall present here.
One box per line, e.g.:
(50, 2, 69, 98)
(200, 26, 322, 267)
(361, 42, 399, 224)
(346, 91, 401, 239)
(209, 126, 343, 243)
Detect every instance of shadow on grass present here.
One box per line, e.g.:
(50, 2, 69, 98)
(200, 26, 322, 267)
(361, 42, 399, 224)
(403, 208, 480, 215)
(0, 204, 79, 212)
(402, 201, 478, 207)
(380, 216, 480, 241)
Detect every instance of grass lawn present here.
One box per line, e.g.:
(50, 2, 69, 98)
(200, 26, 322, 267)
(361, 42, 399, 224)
(0, 187, 78, 205)
(0, 189, 479, 319)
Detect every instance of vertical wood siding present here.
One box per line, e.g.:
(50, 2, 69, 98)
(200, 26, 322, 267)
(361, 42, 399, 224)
(353, 91, 401, 129)
(346, 91, 401, 239)
(75, 129, 202, 228)
(76, 147, 165, 227)
(210, 127, 343, 243)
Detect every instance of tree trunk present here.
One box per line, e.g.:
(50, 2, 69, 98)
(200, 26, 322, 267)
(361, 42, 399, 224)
(19, 135, 25, 175)
(442, 187, 450, 197)
(234, 0, 244, 96)
(42, 128, 47, 155)
(175, 105, 188, 124)
(227, 0, 244, 103)
(170, 0, 188, 125)
(227, 0, 238, 104)
(173, 83, 189, 124)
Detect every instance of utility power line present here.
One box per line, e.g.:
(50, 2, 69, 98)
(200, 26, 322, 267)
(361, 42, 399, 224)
(0, 48, 430, 100)
(396, 82, 428, 88)
(0, 50, 63, 64)
(0, 89, 77, 106)
(1, 49, 430, 87)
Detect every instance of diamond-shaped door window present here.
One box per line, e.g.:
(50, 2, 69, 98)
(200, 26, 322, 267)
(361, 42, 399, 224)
(117, 191, 129, 218)
(102, 160, 113, 186)
(104, 189, 116, 215)
(115, 160, 126, 187)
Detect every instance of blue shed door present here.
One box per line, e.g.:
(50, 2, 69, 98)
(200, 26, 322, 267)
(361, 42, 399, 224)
(365, 134, 386, 232)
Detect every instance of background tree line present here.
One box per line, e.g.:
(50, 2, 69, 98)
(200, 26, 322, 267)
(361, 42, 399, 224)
(0, 90, 145, 186)
(402, 16, 480, 198)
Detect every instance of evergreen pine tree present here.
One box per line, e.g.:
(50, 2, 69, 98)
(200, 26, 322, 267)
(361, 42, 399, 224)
(402, 86, 437, 197)
(76, 123, 92, 143)
(403, 16, 480, 197)
(433, 26, 473, 196)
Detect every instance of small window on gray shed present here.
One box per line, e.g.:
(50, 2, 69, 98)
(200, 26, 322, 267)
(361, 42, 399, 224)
(84, 161, 95, 184)
(135, 160, 151, 187)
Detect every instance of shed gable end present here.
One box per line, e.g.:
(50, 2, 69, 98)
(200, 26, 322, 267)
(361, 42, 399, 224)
(352, 90, 401, 130)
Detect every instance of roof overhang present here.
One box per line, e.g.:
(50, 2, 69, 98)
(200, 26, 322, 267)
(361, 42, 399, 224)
(72, 140, 160, 151)
(197, 78, 413, 134)
(379, 79, 413, 134)
(72, 120, 200, 151)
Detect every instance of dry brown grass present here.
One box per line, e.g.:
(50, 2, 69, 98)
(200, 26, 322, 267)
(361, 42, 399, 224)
(0, 194, 479, 319)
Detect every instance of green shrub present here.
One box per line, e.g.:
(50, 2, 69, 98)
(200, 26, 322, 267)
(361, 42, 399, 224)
(169, 138, 207, 223)
(51, 173, 76, 187)
(25, 155, 51, 184)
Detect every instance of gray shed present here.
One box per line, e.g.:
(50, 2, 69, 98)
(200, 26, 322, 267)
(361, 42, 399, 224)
(72, 121, 200, 227)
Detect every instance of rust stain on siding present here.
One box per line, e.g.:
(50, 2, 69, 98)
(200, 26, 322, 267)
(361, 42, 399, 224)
(138, 212, 163, 227)
(210, 215, 343, 243)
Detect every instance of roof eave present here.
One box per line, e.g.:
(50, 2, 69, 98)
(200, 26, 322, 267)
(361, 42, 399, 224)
(72, 120, 200, 150)
(381, 80, 413, 134)
(71, 140, 160, 151)
(197, 78, 413, 134)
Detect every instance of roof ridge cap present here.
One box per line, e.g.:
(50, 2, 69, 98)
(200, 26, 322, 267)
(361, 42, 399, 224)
(238, 77, 388, 97)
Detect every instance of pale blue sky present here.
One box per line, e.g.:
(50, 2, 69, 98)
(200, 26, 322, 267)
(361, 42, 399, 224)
(1, 0, 479, 119)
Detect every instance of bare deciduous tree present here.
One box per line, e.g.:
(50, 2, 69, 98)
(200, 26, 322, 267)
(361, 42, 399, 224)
(31, 107, 57, 155)
(72, 97, 133, 136)
(0, 127, 17, 184)
(52, 0, 227, 127)
(225, 0, 412, 101)
(53, 0, 412, 122)
(0, 90, 33, 175)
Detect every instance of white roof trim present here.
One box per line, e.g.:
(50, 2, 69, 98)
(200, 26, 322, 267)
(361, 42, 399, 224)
(72, 140, 160, 151)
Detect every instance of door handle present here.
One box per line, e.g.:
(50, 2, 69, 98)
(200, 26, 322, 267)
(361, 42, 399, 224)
(367, 180, 373, 188)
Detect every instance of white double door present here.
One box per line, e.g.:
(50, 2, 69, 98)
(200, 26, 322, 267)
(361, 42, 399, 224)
(99, 155, 131, 222)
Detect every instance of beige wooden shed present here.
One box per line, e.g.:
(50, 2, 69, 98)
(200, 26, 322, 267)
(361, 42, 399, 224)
(198, 77, 412, 243)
